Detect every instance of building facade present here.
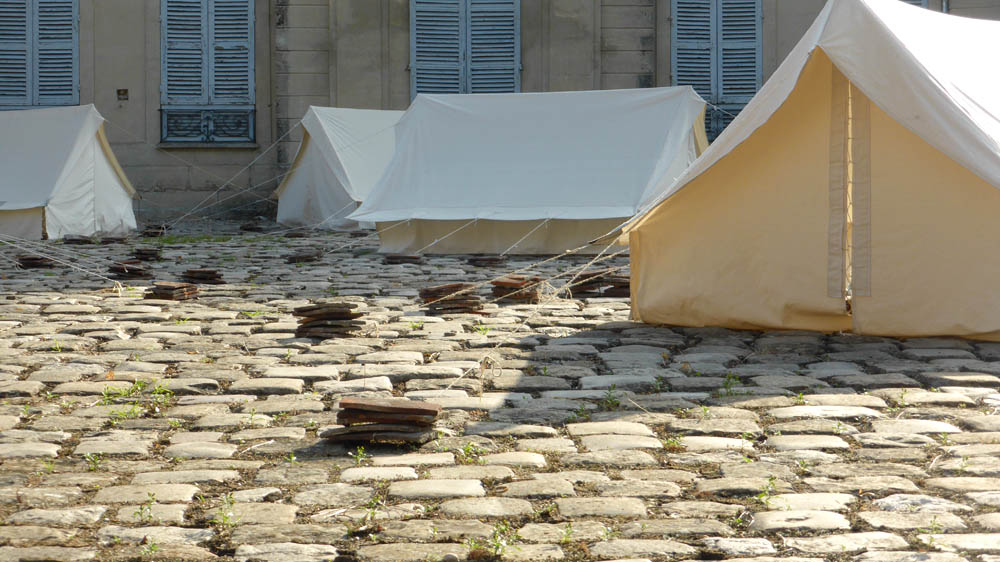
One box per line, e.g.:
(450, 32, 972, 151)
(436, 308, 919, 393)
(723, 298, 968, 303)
(1, 0, 997, 221)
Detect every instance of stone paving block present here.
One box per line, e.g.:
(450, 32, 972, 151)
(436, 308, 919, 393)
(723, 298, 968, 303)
(482, 451, 547, 467)
(357, 543, 467, 561)
(0, 546, 96, 561)
(566, 421, 654, 437)
(94, 484, 198, 503)
(749, 510, 851, 531)
(292, 484, 372, 506)
(500, 478, 575, 498)
(555, 497, 646, 518)
(132, 470, 239, 485)
(97, 525, 213, 546)
(6, 506, 107, 527)
(0, 443, 59, 458)
(164, 441, 237, 459)
(234, 543, 339, 562)
(917, 534, 1000, 553)
(857, 511, 967, 531)
(766, 434, 850, 450)
(229, 378, 304, 395)
(0, 526, 78, 546)
(581, 433, 665, 451)
(340, 467, 418, 483)
(700, 537, 776, 556)
(114, 503, 187, 524)
(768, 493, 856, 512)
(438, 497, 533, 518)
(784, 532, 909, 554)
(561, 450, 657, 467)
(518, 521, 608, 543)
(388, 479, 485, 499)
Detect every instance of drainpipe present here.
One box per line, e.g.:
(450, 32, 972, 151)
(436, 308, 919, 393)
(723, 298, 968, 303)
(942, 0, 949, 13)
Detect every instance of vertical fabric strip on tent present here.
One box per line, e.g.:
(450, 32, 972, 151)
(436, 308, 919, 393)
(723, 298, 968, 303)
(827, 66, 849, 299)
(850, 82, 872, 298)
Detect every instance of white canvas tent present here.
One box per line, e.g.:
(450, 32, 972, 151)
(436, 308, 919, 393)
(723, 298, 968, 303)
(619, 0, 1000, 340)
(274, 107, 404, 231)
(350, 87, 707, 254)
(0, 104, 137, 240)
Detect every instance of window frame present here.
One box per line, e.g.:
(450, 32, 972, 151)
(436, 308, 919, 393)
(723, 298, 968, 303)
(159, 0, 255, 144)
(0, 0, 79, 109)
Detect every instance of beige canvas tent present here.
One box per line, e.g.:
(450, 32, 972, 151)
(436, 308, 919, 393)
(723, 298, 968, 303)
(350, 87, 707, 255)
(619, 0, 1000, 341)
(0, 105, 137, 240)
(274, 107, 403, 231)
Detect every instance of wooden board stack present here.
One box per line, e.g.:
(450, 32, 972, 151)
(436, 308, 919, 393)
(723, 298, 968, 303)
(603, 274, 631, 298)
(467, 255, 507, 267)
(182, 268, 225, 284)
(321, 397, 441, 444)
(16, 254, 55, 269)
(420, 282, 483, 315)
(132, 247, 162, 261)
(62, 235, 91, 245)
(293, 300, 371, 339)
(568, 267, 615, 298)
(285, 249, 322, 264)
(491, 275, 543, 303)
(384, 254, 423, 265)
(146, 281, 199, 301)
(108, 260, 152, 280)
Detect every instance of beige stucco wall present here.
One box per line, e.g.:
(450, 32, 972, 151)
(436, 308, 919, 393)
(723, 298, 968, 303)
(79, 0, 278, 222)
(73, 0, 1000, 221)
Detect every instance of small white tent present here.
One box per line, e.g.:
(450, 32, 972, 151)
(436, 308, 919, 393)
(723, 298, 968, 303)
(621, 0, 1000, 340)
(0, 105, 137, 240)
(274, 107, 404, 231)
(350, 87, 707, 254)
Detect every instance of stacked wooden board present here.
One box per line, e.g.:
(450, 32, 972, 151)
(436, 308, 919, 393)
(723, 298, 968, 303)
(491, 275, 543, 302)
(419, 282, 483, 315)
(603, 274, 631, 298)
(293, 300, 371, 339)
(384, 254, 423, 265)
(108, 260, 152, 280)
(132, 247, 162, 261)
(146, 281, 198, 301)
(16, 254, 54, 269)
(321, 398, 440, 444)
(182, 268, 224, 284)
(467, 255, 506, 267)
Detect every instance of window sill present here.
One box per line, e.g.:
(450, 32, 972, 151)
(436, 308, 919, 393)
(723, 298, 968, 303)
(157, 142, 259, 149)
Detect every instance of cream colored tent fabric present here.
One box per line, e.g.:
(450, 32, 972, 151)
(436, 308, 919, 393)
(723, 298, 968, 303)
(351, 87, 707, 254)
(274, 107, 403, 231)
(0, 105, 137, 240)
(624, 0, 1000, 340)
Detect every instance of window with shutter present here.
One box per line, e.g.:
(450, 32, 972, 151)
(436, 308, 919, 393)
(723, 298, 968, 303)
(671, 0, 759, 140)
(161, 0, 254, 143)
(410, 0, 519, 99)
(0, 0, 78, 108)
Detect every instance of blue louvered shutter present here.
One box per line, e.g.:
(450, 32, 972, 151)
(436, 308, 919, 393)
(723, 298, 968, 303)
(467, 0, 519, 93)
(411, 0, 463, 97)
(672, 0, 712, 104)
(715, 0, 759, 138)
(901, 0, 928, 6)
(34, 0, 76, 105)
(162, 0, 253, 142)
(0, 0, 30, 105)
(207, 0, 253, 141)
(162, 0, 206, 105)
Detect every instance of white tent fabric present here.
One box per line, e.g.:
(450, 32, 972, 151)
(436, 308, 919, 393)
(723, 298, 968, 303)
(632, 0, 1000, 221)
(275, 107, 403, 231)
(349, 87, 706, 254)
(622, 0, 1000, 341)
(0, 104, 137, 240)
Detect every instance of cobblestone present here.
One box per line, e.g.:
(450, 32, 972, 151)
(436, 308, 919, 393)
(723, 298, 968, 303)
(0, 229, 997, 561)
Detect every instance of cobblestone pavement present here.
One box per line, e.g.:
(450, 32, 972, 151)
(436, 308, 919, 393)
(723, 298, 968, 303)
(1, 230, 999, 562)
